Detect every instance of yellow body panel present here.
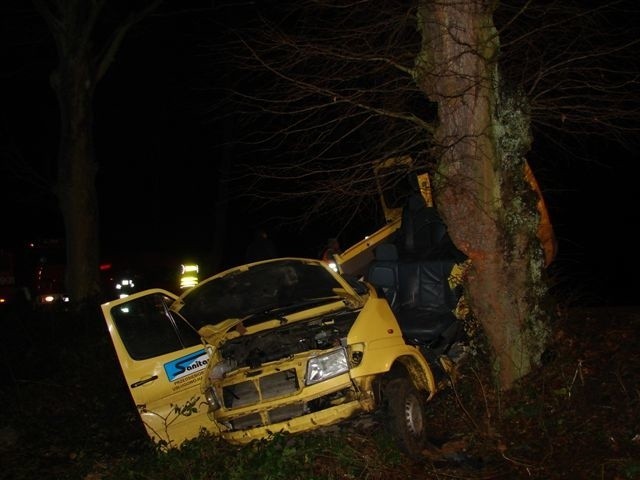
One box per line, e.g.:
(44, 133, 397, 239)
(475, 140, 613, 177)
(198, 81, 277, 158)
(524, 161, 557, 266)
(202, 290, 437, 445)
(102, 291, 212, 448)
(221, 400, 363, 444)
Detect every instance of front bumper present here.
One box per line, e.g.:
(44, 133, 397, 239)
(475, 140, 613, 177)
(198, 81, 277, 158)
(220, 398, 364, 444)
(207, 352, 373, 444)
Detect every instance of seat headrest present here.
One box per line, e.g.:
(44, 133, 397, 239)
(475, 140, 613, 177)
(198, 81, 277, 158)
(408, 194, 425, 211)
(374, 243, 399, 261)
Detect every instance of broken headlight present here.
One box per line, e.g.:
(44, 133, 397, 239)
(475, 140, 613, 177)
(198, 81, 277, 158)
(208, 358, 238, 381)
(305, 347, 349, 385)
(205, 386, 221, 410)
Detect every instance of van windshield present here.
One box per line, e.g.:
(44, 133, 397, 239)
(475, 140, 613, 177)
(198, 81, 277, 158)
(177, 259, 345, 331)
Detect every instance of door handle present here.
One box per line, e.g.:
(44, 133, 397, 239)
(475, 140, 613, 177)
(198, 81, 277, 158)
(131, 375, 158, 388)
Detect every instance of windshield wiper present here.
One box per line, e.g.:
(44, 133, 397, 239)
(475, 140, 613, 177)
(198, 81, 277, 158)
(242, 296, 344, 328)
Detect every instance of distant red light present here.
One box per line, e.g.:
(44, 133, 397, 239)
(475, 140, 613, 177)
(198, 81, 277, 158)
(100, 263, 112, 271)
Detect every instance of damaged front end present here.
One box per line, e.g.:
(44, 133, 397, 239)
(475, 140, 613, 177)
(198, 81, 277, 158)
(171, 258, 382, 443)
(202, 308, 368, 442)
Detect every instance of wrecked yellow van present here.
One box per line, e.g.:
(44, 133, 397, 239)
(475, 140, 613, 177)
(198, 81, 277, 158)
(101, 173, 470, 457)
(100, 158, 553, 456)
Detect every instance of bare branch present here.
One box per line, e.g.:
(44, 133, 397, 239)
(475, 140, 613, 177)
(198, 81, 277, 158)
(209, 0, 640, 229)
(94, 0, 162, 82)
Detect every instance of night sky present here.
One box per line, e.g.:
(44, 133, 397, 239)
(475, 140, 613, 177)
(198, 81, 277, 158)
(1, 2, 638, 305)
(2, 2, 356, 277)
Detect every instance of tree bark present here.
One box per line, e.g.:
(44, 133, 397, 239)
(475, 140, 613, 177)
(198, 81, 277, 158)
(417, 0, 553, 388)
(36, 0, 160, 308)
(52, 46, 102, 307)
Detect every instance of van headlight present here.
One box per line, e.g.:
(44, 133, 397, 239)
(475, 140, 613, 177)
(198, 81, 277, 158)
(205, 386, 221, 410)
(305, 348, 349, 385)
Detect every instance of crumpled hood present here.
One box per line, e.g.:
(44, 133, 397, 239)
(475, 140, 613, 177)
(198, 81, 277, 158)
(197, 296, 352, 350)
(172, 258, 364, 343)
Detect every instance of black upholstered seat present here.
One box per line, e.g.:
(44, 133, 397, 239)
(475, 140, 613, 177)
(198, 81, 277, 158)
(366, 243, 399, 308)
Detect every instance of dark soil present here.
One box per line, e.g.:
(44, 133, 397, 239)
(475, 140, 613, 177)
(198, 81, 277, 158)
(415, 306, 640, 479)
(0, 304, 638, 479)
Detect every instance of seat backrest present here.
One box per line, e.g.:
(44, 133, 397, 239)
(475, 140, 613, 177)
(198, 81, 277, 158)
(400, 195, 447, 255)
(365, 243, 399, 307)
(373, 243, 398, 262)
(397, 259, 458, 312)
(400, 195, 466, 262)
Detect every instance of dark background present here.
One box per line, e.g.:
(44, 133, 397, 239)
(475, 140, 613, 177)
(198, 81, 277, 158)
(1, 3, 638, 306)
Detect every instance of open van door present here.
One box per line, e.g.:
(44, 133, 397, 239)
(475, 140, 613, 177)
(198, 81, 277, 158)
(101, 289, 212, 448)
(374, 155, 433, 223)
(337, 156, 432, 277)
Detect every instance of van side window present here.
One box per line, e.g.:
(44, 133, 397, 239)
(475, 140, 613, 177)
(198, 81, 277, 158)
(110, 293, 200, 360)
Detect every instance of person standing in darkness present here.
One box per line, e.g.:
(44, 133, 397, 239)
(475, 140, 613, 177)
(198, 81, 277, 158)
(321, 237, 341, 263)
(245, 228, 277, 263)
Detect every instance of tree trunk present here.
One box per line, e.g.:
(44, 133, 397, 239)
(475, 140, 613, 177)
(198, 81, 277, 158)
(52, 49, 101, 308)
(36, 1, 160, 309)
(417, 0, 553, 389)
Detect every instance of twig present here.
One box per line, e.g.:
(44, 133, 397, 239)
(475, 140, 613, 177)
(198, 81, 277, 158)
(567, 359, 584, 399)
(449, 369, 480, 432)
(501, 451, 541, 476)
(472, 366, 492, 431)
(614, 366, 629, 398)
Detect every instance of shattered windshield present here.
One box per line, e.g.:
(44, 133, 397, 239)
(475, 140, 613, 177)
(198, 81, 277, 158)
(177, 259, 346, 331)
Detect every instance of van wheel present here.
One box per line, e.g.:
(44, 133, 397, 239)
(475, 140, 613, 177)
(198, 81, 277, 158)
(384, 377, 428, 459)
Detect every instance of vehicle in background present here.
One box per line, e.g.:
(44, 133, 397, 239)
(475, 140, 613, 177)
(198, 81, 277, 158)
(0, 248, 25, 305)
(101, 252, 189, 299)
(23, 238, 70, 308)
(0, 240, 69, 309)
(1, 236, 196, 310)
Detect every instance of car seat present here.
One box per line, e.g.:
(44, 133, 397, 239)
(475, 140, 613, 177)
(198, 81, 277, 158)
(365, 243, 399, 309)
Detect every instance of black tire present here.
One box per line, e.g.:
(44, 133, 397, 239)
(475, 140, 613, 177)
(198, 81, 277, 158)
(384, 377, 428, 459)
